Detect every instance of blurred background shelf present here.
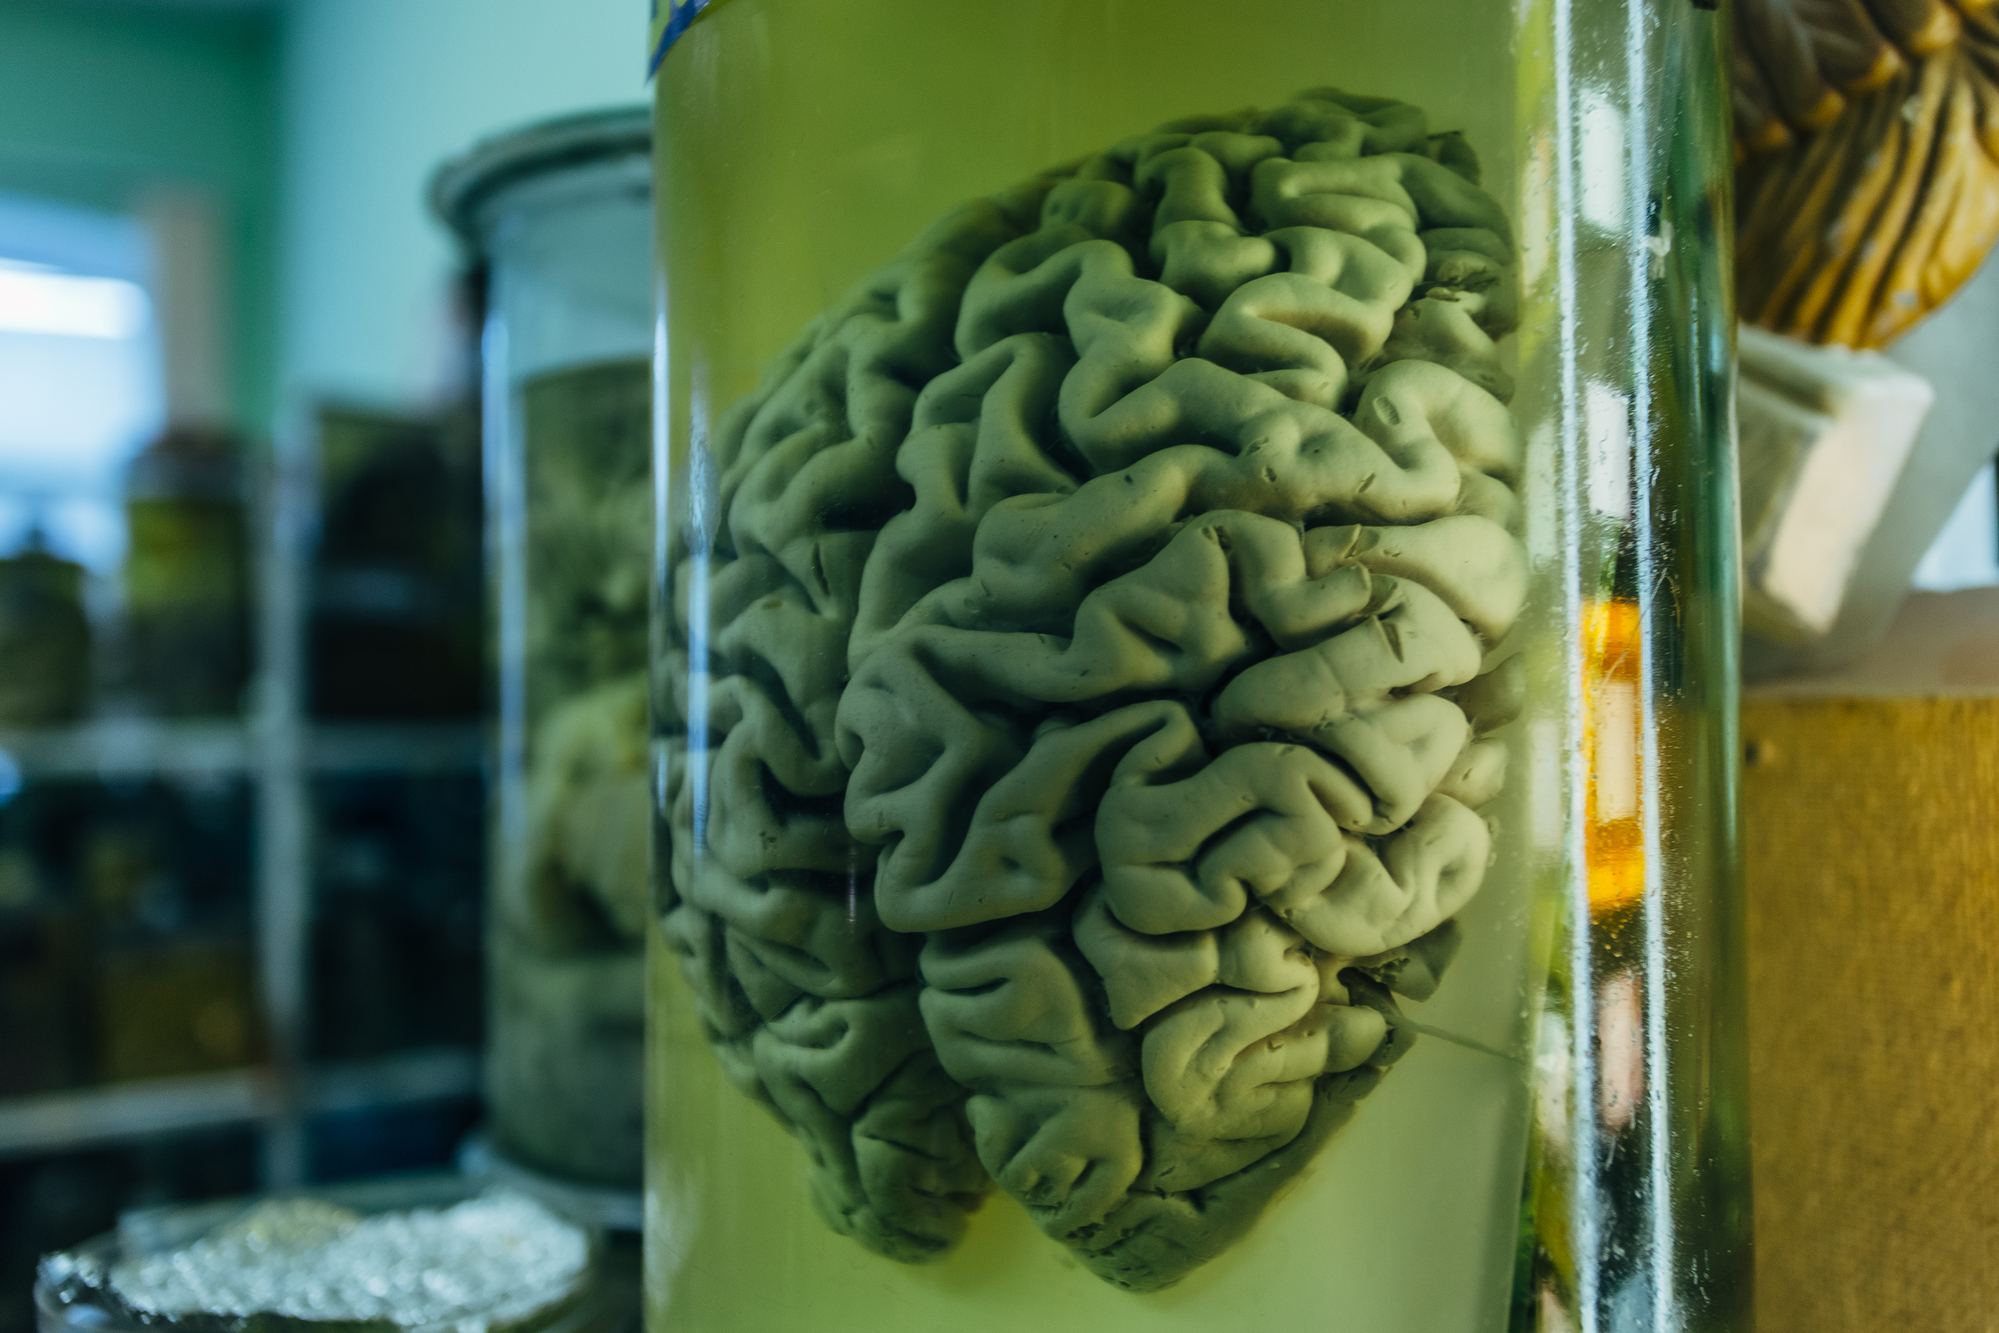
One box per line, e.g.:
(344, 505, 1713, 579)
(308, 724, 486, 775)
(0, 1045, 480, 1160)
(0, 720, 485, 780)
(0, 720, 250, 781)
(0, 4, 642, 1329)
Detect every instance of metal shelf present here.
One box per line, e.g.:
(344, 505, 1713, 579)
(0, 1046, 481, 1161)
(310, 722, 488, 775)
(0, 719, 251, 780)
(0, 719, 486, 780)
(0, 452, 491, 1188)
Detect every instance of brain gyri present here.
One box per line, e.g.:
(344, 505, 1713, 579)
(660, 87, 1527, 1292)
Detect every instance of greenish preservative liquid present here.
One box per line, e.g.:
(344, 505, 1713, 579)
(649, 2, 1750, 1330)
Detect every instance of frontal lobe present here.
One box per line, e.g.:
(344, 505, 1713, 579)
(660, 184, 1057, 1262)
(837, 88, 1525, 1289)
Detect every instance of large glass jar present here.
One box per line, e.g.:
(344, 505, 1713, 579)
(649, 3, 1748, 1329)
(433, 109, 653, 1199)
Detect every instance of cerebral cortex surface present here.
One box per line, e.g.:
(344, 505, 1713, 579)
(660, 88, 1525, 1292)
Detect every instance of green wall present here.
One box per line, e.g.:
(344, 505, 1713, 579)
(0, 0, 280, 434)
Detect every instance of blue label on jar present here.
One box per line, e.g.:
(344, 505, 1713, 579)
(649, 0, 711, 73)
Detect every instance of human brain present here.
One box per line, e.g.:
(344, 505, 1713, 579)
(659, 87, 1525, 1292)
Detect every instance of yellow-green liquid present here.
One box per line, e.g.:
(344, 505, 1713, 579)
(651, 2, 1547, 1327)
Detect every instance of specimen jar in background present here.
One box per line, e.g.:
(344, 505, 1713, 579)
(37, 1178, 607, 1333)
(433, 109, 653, 1201)
(649, 2, 1747, 1329)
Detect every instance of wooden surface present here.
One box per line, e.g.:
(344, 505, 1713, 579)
(1743, 690, 1999, 1332)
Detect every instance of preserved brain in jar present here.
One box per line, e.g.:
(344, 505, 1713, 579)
(661, 87, 1525, 1292)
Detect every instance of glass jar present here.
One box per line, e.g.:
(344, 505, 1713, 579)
(0, 538, 90, 725)
(432, 109, 653, 1197)
(123, 426, 251, 718)
(649, 3, 1748, 1329)
(36, 1178, 608, 1333)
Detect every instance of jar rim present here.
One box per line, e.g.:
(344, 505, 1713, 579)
(428, 106, 650, 247)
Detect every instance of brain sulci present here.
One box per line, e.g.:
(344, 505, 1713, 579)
(659, 86, 1528, 1293)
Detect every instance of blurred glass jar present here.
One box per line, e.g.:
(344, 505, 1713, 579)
(123, 427, 251, 719)
(0, 538, 90, 726)
(650, 1, 1749, 1329)
(432, 108, 653, 1194)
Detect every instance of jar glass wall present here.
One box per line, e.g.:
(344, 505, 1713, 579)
(436, 110, 654, 1194)
(650, 3, 1745, 1328)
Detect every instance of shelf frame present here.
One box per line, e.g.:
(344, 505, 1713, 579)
(0, 1046, 482, 1161)
(0, 432, 490, 1188)
(0, 719, 486, 781)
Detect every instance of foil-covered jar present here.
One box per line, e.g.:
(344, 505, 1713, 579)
(433, 109, 653, 1198)
(649, 2, 1749, 1328)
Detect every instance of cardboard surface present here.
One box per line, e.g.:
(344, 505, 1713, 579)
(1743, 695, 1999, 1332)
